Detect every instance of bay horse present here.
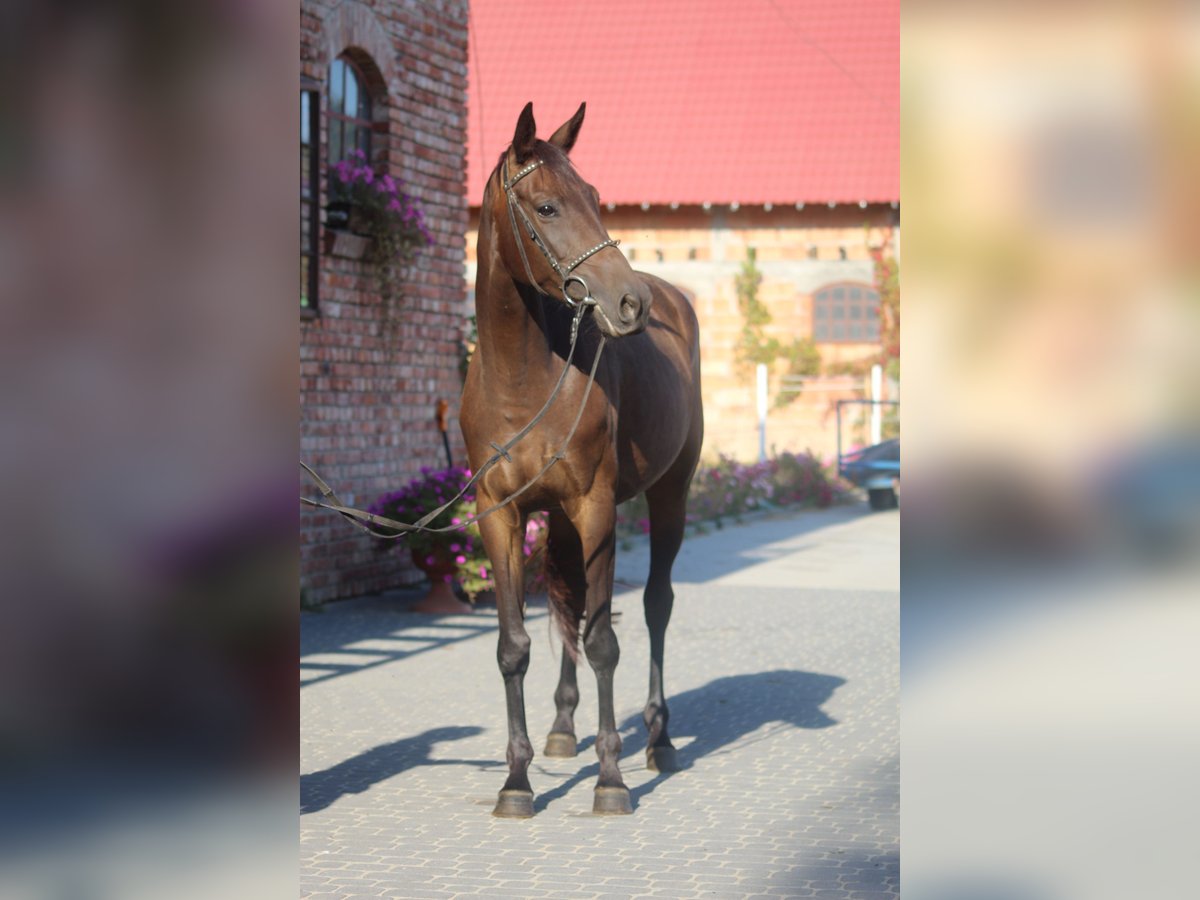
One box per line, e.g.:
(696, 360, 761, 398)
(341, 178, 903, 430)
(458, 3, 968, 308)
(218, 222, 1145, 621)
(461, 102, 703, 817)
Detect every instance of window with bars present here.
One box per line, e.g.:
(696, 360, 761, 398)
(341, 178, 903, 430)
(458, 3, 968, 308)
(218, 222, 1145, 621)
(812, 283, 881, 343)
(301, 87, 319, 310)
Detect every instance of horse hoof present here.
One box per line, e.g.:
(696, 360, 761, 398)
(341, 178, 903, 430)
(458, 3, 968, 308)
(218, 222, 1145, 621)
(492, 789, 535, 818)
(646, 745, 679, 772)
(593, 786, 633, 816)
(543, 732, 577, 758)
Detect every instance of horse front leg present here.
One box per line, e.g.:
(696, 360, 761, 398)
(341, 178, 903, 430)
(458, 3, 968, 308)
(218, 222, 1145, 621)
(566, 494, 632, 815)
(477, 505, 535, 818)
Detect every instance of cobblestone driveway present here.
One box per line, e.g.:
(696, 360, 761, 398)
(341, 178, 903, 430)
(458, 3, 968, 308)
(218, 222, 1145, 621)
(301, 506, 898, 898)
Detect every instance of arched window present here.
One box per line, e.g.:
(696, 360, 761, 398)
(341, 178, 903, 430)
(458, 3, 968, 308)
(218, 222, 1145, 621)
(812, 283, 881, 343)
(327, 55, 373, 178)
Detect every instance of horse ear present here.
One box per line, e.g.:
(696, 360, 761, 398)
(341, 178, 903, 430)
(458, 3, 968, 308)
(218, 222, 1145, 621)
(547, 102, 586, 155)
(512, 102, 537, 164)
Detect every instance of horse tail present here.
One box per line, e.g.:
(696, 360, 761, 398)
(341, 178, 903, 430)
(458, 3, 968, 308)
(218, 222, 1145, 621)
(542, 541, 584, 663)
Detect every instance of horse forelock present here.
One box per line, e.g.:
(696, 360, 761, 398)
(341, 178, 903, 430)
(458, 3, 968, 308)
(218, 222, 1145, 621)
(488, 141, 581, 198)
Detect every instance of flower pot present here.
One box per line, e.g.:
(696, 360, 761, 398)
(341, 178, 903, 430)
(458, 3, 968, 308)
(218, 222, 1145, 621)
(323, 229, 372, 260)
(410, 547, 472, 614)
(326, 200, 352, 230)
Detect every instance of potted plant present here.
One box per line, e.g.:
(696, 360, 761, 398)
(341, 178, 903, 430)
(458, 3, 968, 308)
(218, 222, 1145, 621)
(370, 469, 551, 613)
(325, 150, 432, 301)
(369, 466, 476, 614)
(455, 513, 548, 604)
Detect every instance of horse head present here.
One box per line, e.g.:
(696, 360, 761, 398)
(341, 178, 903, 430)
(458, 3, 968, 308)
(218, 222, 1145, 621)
(492, 102, 651, 338)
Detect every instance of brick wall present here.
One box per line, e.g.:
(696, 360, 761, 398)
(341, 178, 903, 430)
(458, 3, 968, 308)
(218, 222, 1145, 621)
(466, 202, 899, 464)
(301, 0, 469, 603)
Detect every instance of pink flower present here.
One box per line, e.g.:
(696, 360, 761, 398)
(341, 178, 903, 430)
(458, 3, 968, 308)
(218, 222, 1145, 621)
(479, 567, 488, 579)
(455, 555, 466, 565)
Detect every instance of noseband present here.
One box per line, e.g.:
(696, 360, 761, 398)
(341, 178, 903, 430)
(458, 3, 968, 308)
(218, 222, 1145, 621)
(502, 158, 621, 308)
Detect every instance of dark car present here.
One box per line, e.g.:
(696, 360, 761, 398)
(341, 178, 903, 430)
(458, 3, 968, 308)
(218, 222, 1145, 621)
(840, 438, 900, 510)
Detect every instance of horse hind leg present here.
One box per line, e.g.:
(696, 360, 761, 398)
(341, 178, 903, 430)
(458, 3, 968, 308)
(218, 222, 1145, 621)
(642, 463, 693, 773)
(542, 510, 586, 759)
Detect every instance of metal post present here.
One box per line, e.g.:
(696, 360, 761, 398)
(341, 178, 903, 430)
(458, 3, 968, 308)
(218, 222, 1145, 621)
(756, 363, 768, 462)
(836, 399, 843, 478)
(870, 364, 883, 445)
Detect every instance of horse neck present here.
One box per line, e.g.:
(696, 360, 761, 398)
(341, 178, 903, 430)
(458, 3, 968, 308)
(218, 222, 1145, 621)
(474, 208, 558, 396)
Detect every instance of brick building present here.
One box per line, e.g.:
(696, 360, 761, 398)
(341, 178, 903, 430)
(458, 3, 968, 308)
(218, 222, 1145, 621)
(300, 0, 469, 603)
(466, 0, 899, 461)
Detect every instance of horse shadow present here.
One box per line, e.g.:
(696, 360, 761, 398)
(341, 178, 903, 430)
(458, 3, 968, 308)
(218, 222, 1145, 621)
(532, 668, 844, 812)
(301, 724, 488, 814)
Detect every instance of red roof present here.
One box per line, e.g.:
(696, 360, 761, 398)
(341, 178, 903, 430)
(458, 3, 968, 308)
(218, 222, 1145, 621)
(466, 0, 899, 207)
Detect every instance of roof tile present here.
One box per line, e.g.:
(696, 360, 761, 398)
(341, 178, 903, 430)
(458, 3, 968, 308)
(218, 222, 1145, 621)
(467, 0, 898, 206)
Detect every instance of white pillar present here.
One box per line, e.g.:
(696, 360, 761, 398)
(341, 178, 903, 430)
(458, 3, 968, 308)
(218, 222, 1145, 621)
(870, 363, 883, 445)
(756, 363, 769, 462)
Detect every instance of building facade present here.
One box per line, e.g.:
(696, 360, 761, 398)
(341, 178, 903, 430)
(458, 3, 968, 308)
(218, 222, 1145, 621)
(465, 202, 898, 462)
(300, 0, 469, 603)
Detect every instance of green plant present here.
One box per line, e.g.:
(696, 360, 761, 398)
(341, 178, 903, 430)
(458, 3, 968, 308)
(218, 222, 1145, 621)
(369, 466, 474, 562)
(331, 149, 431, 309)
(871, 244, 900, 382)
(455, 513, 547, 601)
(733, 247, 821, 408)
(734, 247, 778, 369)
(615, 449, 852, 538)
(370, 468, 547, 602)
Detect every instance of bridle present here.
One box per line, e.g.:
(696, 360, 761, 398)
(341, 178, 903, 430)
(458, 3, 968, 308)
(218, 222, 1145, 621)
(299, 156, 621, 540)
(502, 157, 622, 308)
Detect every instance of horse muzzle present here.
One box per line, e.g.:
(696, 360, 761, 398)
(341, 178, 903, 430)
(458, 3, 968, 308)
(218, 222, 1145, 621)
(592, 288, 650, 338)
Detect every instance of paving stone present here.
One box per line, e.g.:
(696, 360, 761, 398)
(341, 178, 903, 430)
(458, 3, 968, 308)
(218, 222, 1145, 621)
(302, 508, 899, 898)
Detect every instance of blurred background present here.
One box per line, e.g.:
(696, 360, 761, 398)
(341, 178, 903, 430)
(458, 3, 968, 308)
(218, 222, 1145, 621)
(903, 2, 1200, 899)
(0, 1, 296, 897)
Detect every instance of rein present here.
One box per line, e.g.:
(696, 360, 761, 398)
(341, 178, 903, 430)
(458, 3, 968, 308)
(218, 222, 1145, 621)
(300, 156, 619, 540)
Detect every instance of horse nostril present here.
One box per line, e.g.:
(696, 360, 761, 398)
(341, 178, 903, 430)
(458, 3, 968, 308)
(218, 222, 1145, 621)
(619, 293, 641, 323)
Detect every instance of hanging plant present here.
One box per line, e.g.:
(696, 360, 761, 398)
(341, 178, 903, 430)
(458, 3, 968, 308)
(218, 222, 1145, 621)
(330, 150, 433, 321)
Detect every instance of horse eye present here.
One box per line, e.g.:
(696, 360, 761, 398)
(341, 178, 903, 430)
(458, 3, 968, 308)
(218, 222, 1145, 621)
(536, 203, 557, 218)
